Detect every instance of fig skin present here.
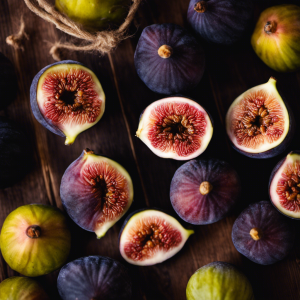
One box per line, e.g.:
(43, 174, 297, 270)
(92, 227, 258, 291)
(170, 159, 241, 225)
(134, 23, 205, 95)
(226, 77, 295, 159)
(0, 204, 71, 277)
(232, 201, 295, 265)
(186, 262, 255, 300)
(55, 0, 131, 30)
(119, 208, 194, 266)
(30, 60, 105, 145)
(252, 4, 300, 73)
(60, 149, 134, 238)
(187, 0, 253, 45)
(269, 151, 300, 219)
(0, 52, 18, 109)
(0, 117, 32, 188)
(57, 256, 132, 300)
(0, 277, 50, 300)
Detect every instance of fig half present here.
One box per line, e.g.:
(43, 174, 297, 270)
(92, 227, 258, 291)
(226, 77, 294, 158)
(269, 151, 300, 219)
(57, 256, 132, 300)
(119, 209, 194, 266)
(30, 61, 105, 145)
(136, 97, 213, 160)
(60, 149, 134, 238)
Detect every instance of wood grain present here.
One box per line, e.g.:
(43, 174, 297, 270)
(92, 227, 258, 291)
(0, 0, 300, 299)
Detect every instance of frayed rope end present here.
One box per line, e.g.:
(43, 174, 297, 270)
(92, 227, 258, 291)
(6, 16, 29, 51)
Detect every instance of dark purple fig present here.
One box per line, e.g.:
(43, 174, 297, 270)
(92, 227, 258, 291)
(269, 151, 300, 219)
(60, 149, 133, 238)
(134, 23, 205, 95)
(0, 117, 32, 188)
(187, 0, 253, 45)
(232, 201, 295, 265)
(30, 60, 105, 145)
(119, 209, 194, 266)
(170, 159, 241, 224)
(57, 256, 132, 300)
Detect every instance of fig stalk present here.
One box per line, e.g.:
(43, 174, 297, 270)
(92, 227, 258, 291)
(199, 181, 213, 195)
(26, 225, 42, 238)
(158, 45, 173, 59)
(194, 1, 207, 13)
(249, 227, 263, 241)
(264, 21, 277, 34)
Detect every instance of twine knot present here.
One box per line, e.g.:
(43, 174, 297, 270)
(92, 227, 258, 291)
(6, 16, 29, 51)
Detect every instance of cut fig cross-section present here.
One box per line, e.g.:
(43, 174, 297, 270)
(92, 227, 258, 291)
(136, 97, 213, 160)
(30, 61, 105, 145)
(226, 77, 294, 158)
(60, 149, 133, 238)
(119, 209, 194, 266)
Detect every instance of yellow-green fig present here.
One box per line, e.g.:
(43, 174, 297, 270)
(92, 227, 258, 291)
(0, 204, 71, 277)
(55, 0, 132, 30)
(0, 277, 50, 300)
(251, 4, 300, 72)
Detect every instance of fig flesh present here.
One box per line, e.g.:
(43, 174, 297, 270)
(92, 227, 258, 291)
(30, 60, 105, 145)
(136, 97, 213, 160)
(252, 5, 300, 72)
(187, 0, 253, 45)
(60, 149, 133, 238)
(0, 117, 32, 188)
(0, 204, 71, 277)
(0, 277, 50, 300)
(232, 201, 295, 265)
(226, 77, 294, 158)
(119, 209, 194, 266)
(57, 256, 131, 300)
(170, 159, 241, 225)
(134, 23, 205, 95)
(186, 262, 255, 300)
(269, 151, 300, 219)
(0, 52, 17, 109)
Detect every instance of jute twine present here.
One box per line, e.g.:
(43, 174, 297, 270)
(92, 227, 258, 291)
(9, 0, 142, 60)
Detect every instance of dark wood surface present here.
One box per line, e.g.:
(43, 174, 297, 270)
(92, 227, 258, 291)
(1, 0, 300, 299)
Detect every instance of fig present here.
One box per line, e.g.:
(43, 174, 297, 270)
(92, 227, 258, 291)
(136, 97, 213, 160)
(170, 159, 241, 225)
(60, 148, 133, 238)
(187, 0, 253, 45)
(269, 151, 300, 219)
(119, 209, 194, 266)
(55, 0, 131, 30)
(225, 77, 294, 158)
(57, 256, 132, 300)
(30, 60, 105, 145)
(186, 262, 255, 300)
(134, 23, 205, 95)
(232, 201, 295, 265)
(0, 277, 50, 300)
(0, 204, 71, 277)
(0, 52, 17, 109)
(251, 4, 300, 72)
(0, 117, 32, 188)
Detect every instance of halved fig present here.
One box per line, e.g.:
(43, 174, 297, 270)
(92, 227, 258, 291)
(60, 149, 133, 238)
(170, 159, 241, 225)
(57, 256, 132, 300)
(269, 151, 300, 219)
(136, 97, 213, 160)
(30, 61, 105, 145)
(226, 77, 294, 158)
(119, 209, 194, 266)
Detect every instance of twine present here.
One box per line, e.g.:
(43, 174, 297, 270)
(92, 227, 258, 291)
(6, 16, 29, 51)
(21, 0, 142, 60)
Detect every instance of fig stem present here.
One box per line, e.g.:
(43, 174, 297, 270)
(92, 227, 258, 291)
(194, 1, 207, 13)
(84, 148, 94, 155)
(264, 21, 277, 34)
(26, 225, 41, 239)
(250, 227, 263, 241)
(199, 181, 213, 195)
(158, 45, 173, 59)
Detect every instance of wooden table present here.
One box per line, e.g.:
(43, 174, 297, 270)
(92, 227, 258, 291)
(1, 0, 300, 299)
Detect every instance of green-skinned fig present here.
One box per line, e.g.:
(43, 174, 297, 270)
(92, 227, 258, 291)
(251, 4, 300, 72)
(0, 204, 71, 277)
(0, 277, 50, 300)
